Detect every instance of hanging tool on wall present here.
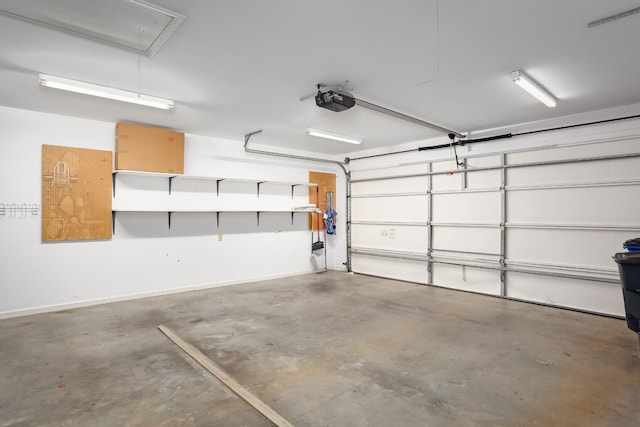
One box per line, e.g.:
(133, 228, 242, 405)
(324, 191, 337, 235)
(312, 187, 325, 251)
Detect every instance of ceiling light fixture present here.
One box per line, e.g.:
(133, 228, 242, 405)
(305, 128, 362, 144)
(510, 70, 556, 108)
(38, 73, 175, 110)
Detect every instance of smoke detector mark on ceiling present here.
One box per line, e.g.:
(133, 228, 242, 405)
(0, 0, 185, 56)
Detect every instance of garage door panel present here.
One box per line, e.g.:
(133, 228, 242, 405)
(352, 176, 428, 195)
(350, 139, 638, 317)
(507, 138, 640, 165)
(432, 226, 501, 254)
(507, 157, 640, 187)
(432, 192, 501, 223)
(507, 228, 628, 270)
(432, 264, 501, 296)
(506, 272, 624, 316)
(432, 173, 462, 191)
(352, 223, 427, 253)
(352, 164, 430, 181)
(352, 254, 428, 284)
(352, 195, 428, 222)
(507, 186, 639, 225)
(466, 155, 502, 189)
(432, 160, 460, 191)
(466, 170, 501, 189)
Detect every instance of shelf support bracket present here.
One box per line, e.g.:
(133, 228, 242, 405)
(169, 176, 175, 195)
(216, 211, 220, 228)
(216, 179, 224, 197)
(257, 211, 261, 227)
(257, 181, 266, 198)
(112, 172, 118, 197)
(112, 211, 116, 235)
(291, 184, 301, 199)
(168, 212, 172, 229)
(291, 211, 295, 226)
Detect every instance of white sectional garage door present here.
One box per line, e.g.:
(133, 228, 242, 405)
(350, 138, 640, 316)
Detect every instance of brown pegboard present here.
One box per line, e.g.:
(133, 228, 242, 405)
(42, 145, 112, 241)
(309, 171, 336, 230)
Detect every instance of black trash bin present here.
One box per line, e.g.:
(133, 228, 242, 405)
(613, 251, 640, 334)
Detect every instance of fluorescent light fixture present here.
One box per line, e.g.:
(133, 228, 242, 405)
(38, 73, 174, 110)
(510, 70, 556, 108)
(305, 128, 362, 144)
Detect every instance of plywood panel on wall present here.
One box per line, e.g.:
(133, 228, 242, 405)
(42, 145, 112, 241)
(115, 122, 184, 173)
(309, 171, 336, 230)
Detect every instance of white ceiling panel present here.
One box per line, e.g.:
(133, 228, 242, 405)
(0, 0, 184, 56)
(0, 1, 639, 155)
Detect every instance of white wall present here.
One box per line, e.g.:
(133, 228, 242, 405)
(0, 106, 346, 318)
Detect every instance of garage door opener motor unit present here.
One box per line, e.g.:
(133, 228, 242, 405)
(315, 89, 355, 112)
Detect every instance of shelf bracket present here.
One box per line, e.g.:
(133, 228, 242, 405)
(216, 211, 220, 228)
(291, 211, 295, 226)
(112, 211, 116, 235)
(169, 176, 175, 195)
(257, 181, 266, 198)
(168, 212, 172, 229)
(291, 184, 301, 199)
(216, 179, 224, 197)
(257, 211, 261, 226)
(112, 172, 118, 197)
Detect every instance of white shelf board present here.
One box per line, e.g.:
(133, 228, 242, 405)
(112, 208, 319, 213)
(113, 169, 318, 187)
(113, 169, 179, 178)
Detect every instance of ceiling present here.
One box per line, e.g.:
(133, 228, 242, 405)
(1, 0, 640, 156)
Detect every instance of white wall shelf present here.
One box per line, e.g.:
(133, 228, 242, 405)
(111, 208, 319, 233)
(112, 169, 317, 197)
(111, 170, 319, 233)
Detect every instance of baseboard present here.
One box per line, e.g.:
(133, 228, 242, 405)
(0, 269, 321, 319)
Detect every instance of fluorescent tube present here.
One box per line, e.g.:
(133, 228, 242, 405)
(38, 73, 174, 110)
(510, 70, 556, 108)
(305, 128, 362, 144)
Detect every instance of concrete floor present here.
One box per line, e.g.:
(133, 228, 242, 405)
(1, 271, 640, 427)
